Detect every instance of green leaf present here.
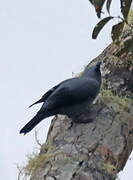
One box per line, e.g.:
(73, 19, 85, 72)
(106, 0, 112, 14)
(92, 16, 113, 39)
(94, 0, 106, 18)
(88, 0, 93, 5)
(88, 0, 106, 18)
(111, 21, 125, 41)
(120, 0, 133, 20)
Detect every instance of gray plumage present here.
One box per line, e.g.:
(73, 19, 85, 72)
(20, 61, 102, 135)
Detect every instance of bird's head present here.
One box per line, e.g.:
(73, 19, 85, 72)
(82, 61, 102, 82)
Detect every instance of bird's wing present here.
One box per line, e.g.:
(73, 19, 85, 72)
(28, 84, 60, 108)
(39, 77, 99, 112)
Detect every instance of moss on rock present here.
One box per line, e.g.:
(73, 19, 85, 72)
(100, 88, 132, 113)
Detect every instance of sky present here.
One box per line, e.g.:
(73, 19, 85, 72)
(0, 0, 132, 179)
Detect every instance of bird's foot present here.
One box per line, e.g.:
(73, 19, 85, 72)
(71, 109, 97, 123)
(72, 116, 94, 123)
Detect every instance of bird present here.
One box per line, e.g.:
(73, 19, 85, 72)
(20, 61, 102, 135)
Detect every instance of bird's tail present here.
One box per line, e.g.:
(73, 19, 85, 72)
(20, 112, 47, 135)
(28, 99, 43, 108)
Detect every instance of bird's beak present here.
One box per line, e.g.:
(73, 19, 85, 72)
(97, 61, 101, 67)
(96, 61, 101, 71)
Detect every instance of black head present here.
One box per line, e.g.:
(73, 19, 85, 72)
(82, 61, 102, 82)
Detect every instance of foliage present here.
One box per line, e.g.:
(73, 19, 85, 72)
(88, 0, 133, 41)
(101, 88, 132, 112)
(102, 162, 116, 175)
(92, 16, 113, 39)
(24, 152, 54, 177)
